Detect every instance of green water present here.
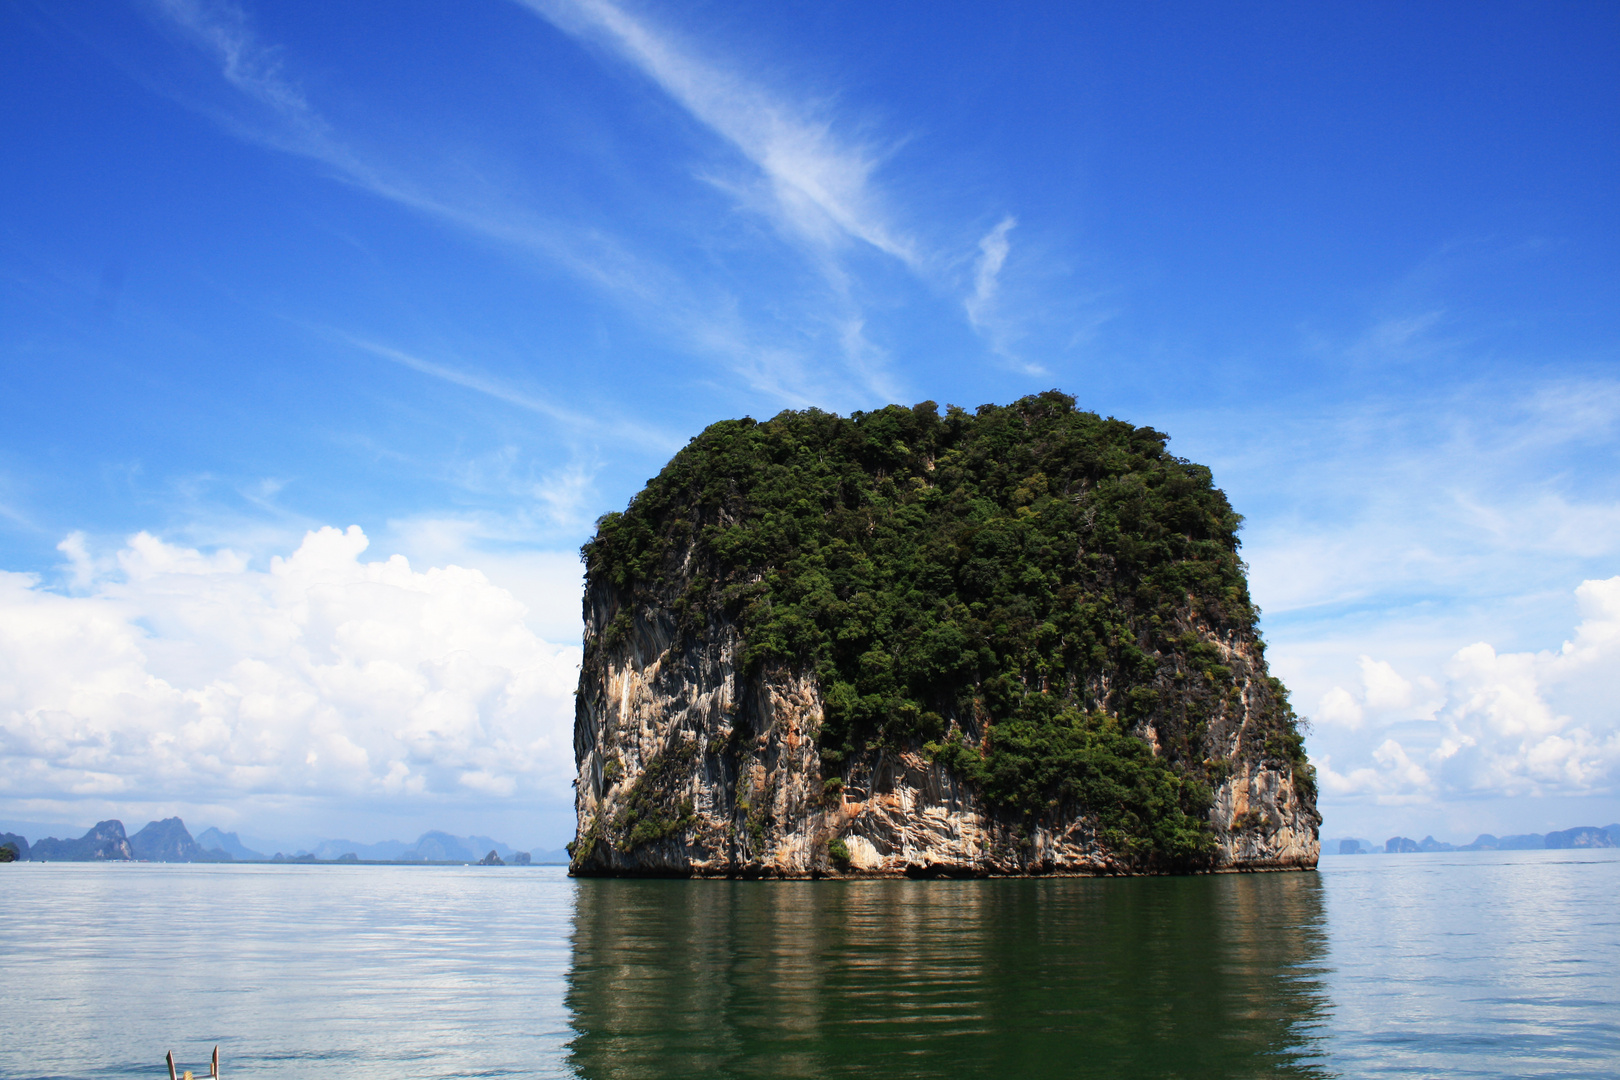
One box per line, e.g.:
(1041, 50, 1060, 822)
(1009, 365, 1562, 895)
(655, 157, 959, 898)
(3, 851, 1617, 1078)
(567, 873, 1329, 1078)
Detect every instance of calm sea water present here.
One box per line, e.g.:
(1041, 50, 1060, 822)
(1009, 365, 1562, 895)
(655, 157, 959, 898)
(2, 851, 1616, 1079)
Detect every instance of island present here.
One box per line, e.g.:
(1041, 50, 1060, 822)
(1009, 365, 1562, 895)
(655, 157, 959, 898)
(568, 393, 1320, 878)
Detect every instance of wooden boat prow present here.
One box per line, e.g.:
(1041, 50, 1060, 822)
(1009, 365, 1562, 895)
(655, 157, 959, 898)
(165, 1045, 219, 1080)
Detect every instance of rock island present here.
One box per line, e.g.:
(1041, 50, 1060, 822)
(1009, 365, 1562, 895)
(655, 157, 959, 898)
(569, 392, 1319, 877)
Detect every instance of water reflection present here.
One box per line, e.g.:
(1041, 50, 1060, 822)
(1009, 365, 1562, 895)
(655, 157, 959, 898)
(566, 873, 1330, 1079)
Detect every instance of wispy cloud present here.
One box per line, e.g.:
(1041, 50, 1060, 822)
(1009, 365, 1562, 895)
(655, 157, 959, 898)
(966, 216, 1015, 326)
(149, 0, 684, 301)
(145, 0, 916, 406)
(154, 0, 316, 121)
(521, 0, 914, 264)
(345, 339, 582, 428)
(516, 0, 935, 400)
(961, 215, 1048, 375)
(1178, 370, 1620, 624)
(338, 337, 680, 454)
(144, 0, 1068, 408)
(152, 0, 361, 176)
(519, 0, 1095, 395)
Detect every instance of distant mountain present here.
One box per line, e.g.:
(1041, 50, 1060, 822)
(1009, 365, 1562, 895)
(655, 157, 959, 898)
(1545, 826, 1616, 849)
(30, 820, 134, 861)
(131, 817, 225, 861)
(196, 828, 264, 861)
(1499, 833, 1546, 849)
(401, 831, 480, 862)
(1461, 833, 1546, 850)
(398, 831, 520, 863)
(262, 830, 544, 864)
(0, 833, 28, 861)
(4, 820, 562, 865)
(309, 838, 411, 861)
(1354, 825, 1620, 854)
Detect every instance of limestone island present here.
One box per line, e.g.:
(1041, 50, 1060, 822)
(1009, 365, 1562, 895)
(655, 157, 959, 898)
(569, 392, 1320, 878)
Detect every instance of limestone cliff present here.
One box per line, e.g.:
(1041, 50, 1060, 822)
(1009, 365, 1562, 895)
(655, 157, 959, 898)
(571, 394, 1319, 877)
(130, 816, 211, 862)
(29, 820, 135, 861)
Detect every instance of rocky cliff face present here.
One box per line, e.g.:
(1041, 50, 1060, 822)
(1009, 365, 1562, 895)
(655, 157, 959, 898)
(570, 396, 1320, 878)
(29, 820, 135, 861)
(572, 593, 1317, 878)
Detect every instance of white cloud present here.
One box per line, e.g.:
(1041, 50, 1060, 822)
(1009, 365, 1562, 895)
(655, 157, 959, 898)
(1359, 655, 1413, 710)
(0, 527, 580, 820)
(1316, 685, 1364, 729)
(344, 338, 599, 434)
(517, 0, 937, 402)
(960, 214, 1046, 374)
(56, 532, 98, 590)
(339, 337, 680, 457)
(148, 0, 1107, 412)
(385, 516, 586, 644)
(1374, 738, 1431, 790)
(1318, 739, 1431, 805)
(523, 0, 913, 263)
(152, 0, 670, 300)
(147, 0, 932, 408)
(154, 0, 314, 117)
(1225, 378, 1620, 619)
(1310, 575, 1620, 806)
(966, 216, 1015, 326)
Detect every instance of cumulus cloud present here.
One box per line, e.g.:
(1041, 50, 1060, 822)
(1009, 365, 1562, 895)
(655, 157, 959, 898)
(1314, 575, 1620, 804)
(0, 527, 580, 819)
(1359, 655, 1413, 710)
(1315, 685, 1364, 730)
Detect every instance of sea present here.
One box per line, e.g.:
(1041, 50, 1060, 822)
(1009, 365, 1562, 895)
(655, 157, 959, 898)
(3, 850, 1617, 1079)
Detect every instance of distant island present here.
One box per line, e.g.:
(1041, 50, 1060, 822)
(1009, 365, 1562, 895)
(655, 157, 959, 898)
(1328, 824, 1620, 855)
(0, 818, 567, 865)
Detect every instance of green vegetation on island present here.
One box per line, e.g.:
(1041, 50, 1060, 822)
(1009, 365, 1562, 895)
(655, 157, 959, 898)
(583, 391, 1314, 869)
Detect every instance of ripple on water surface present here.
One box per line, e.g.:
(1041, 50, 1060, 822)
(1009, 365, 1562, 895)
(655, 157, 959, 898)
(1, 851, 1616, 1078)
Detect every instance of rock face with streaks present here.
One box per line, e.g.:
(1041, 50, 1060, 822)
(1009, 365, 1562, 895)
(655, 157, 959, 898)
(570, 395, 1319, 878)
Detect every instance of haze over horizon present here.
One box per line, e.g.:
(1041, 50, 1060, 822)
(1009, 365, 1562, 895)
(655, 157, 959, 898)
(2, 0, 1616, 850)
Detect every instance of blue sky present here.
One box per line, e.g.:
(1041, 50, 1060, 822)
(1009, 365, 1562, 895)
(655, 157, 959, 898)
(2, 0, 1616, 851)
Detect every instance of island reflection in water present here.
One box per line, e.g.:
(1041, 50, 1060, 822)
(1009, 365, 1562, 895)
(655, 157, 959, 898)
(565, 872, 1329, 1079)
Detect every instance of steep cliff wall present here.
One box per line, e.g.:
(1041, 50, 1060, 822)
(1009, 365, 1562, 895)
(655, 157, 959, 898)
(571, 394, 1319, 877)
